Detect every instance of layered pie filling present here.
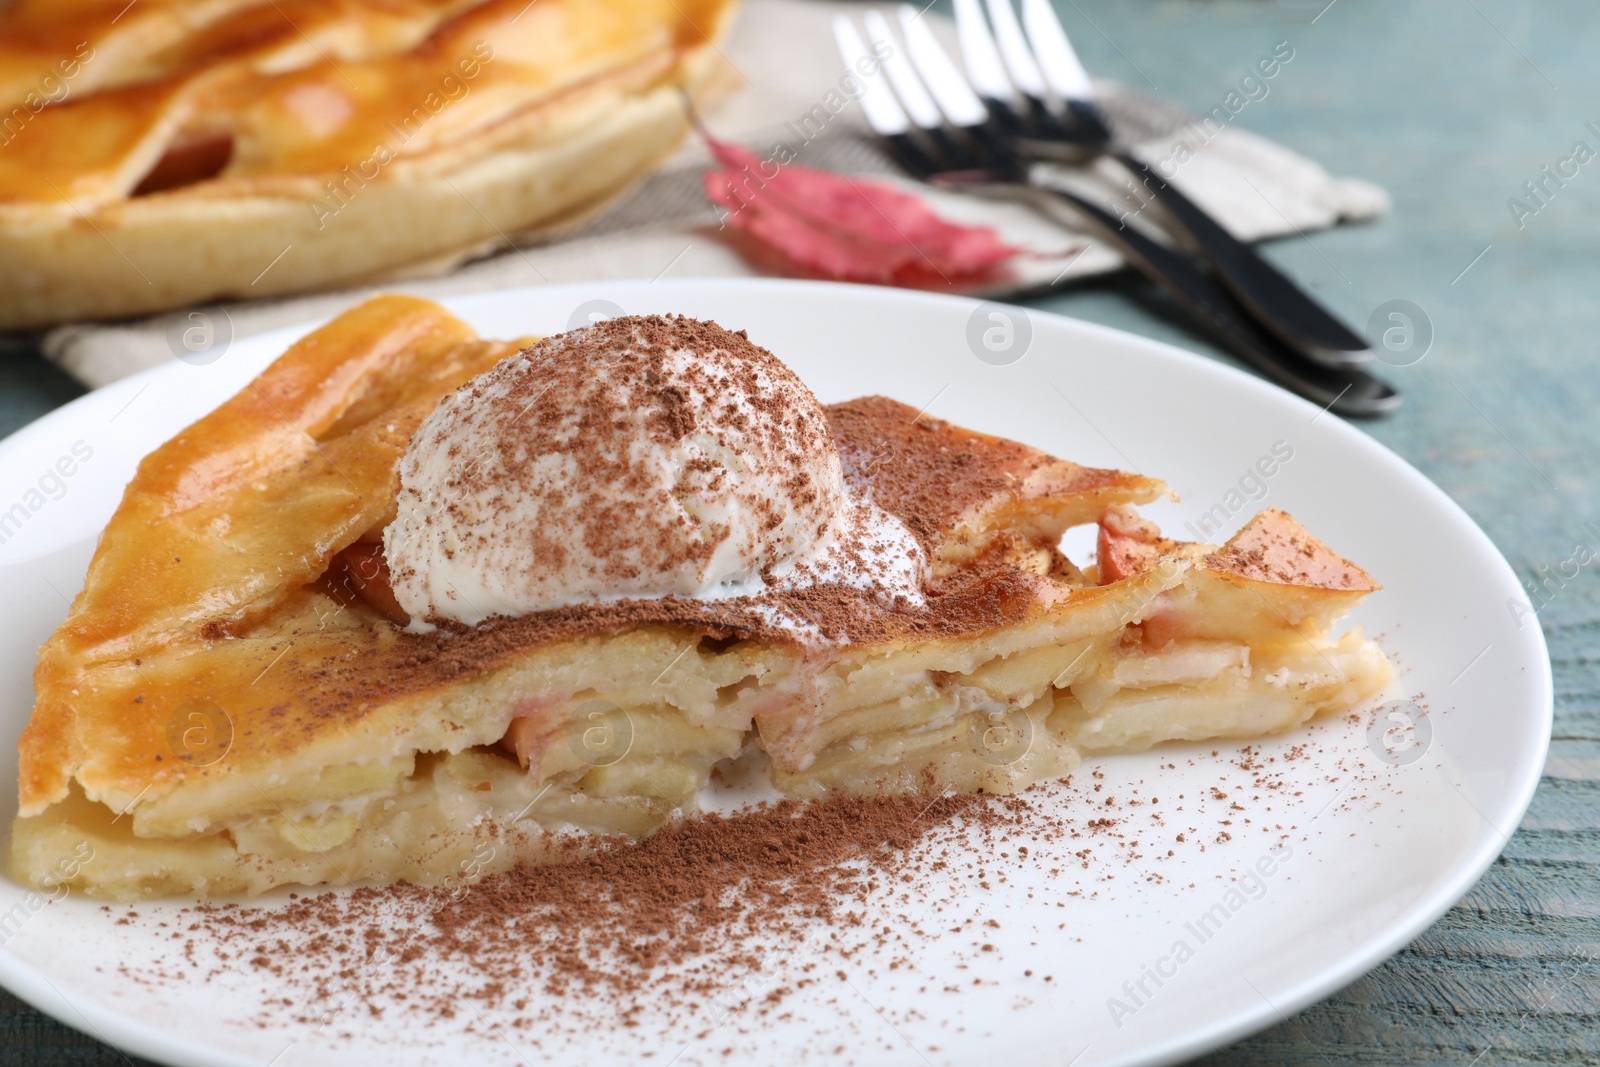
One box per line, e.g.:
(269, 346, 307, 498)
(11, 299, 1391, 898)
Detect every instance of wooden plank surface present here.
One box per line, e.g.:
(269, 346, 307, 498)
(0, 0, 1596, 1064)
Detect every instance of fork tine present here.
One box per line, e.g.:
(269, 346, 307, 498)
(953, 0, 1039, 143)
(831, 16, 943, 179)
(895, 6, 988, 127)
(831, 16, 911, 137)
(969, 0, 1073, 141)
(1015, 0, 1113, 145)
(1020, 0, 1093, 100)
(983, 0, 1047, 100)
(895, 6, 1015, 173)
(952, 0, 1013, 103)
(862, 11, 988, 174)
(862, 11, 945, 131)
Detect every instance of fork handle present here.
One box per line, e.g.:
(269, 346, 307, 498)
(1002, 182, 1399, 417)
(1108, 150, 1372, 365)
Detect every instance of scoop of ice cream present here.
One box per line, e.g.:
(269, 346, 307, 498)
(384, 315, 923, 625)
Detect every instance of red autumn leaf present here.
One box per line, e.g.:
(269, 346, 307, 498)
(701, 136, 1019, 285)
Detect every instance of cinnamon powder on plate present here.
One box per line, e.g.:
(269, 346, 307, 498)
(177, 793, 1042, 1030)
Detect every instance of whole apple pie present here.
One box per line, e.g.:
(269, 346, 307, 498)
(0, 0, 738, 327)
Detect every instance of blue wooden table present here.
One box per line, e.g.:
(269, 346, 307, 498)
(1, 1, 1595, 1063)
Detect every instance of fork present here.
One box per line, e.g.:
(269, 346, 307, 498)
(834, 10, 1400, 417)
(955, 0, 1373, 368)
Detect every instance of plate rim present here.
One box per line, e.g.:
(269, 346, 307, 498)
(0, 277, 1554, 1067)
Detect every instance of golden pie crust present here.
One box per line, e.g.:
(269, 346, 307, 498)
(0, 0, 739, 328)
(10, 296, 1392, 898)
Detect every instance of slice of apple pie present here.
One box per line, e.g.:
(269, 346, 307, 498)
(10, 296, 1391, 898)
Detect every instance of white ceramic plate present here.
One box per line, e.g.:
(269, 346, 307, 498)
(0, 280, 1550, 1067)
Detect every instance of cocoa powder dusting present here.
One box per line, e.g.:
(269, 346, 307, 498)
(827, 396, 1159, 562)
(104, 714, 1409, 1057)
(168, 793, 1043, 1032)
(1203, 508, 1377, 591)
